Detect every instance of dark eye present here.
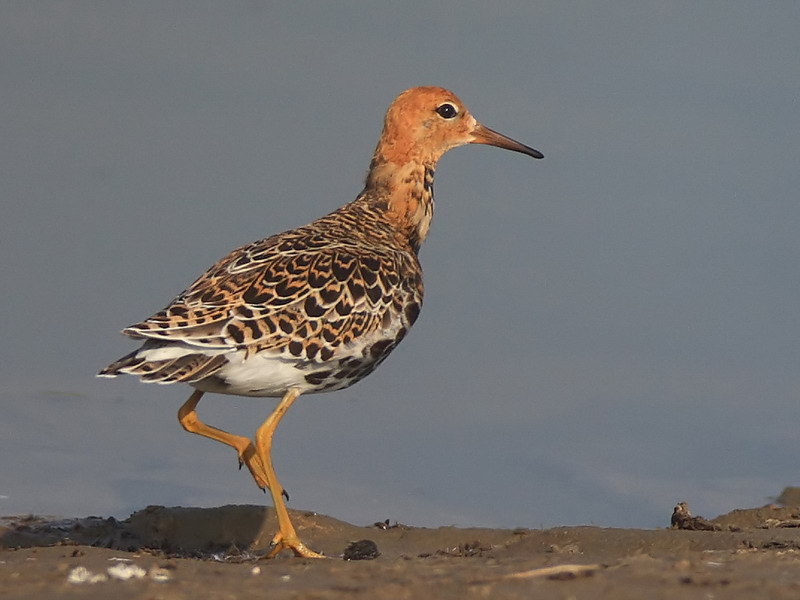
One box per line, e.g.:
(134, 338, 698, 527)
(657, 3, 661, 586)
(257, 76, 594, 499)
(435, 103, 458, 119)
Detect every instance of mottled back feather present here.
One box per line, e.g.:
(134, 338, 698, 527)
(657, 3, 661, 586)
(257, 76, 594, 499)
(101, 196, 424, 387)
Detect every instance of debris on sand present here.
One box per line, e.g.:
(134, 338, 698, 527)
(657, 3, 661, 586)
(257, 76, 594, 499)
(107, 562, 146, 580)
(759, 517, 800, 529)
(67, 566, 108, 584)
(471, 563, 603, 584)
(66, 563, 171, 584)
(670, 502, 721, 531)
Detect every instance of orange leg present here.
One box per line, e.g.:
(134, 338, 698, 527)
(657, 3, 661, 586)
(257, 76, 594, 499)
(178, 390, 273, 494)
(255, 388, 325, 558)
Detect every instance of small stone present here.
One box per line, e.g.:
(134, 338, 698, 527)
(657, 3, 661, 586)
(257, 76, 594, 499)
(342, 539, 380, 561)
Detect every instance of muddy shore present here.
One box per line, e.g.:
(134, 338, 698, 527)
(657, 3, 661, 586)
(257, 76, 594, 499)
(2, 497, 799, 599)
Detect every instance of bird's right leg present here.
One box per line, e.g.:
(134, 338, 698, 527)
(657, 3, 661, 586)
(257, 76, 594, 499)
(254, 388, 324, 558)
(178, 390, 271, 492)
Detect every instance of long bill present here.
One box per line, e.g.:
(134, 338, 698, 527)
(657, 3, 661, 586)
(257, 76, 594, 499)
(470, 123, 543, 159)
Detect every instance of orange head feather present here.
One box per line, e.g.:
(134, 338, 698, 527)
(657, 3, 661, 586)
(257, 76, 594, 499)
(371, 86, 542, 169)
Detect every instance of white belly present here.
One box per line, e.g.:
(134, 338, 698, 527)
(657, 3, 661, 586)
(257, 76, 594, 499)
(191, 350, 320, 397)
(133, 331, 391, 398)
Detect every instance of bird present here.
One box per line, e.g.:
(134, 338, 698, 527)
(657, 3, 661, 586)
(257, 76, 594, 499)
(99, 86, 543, 558)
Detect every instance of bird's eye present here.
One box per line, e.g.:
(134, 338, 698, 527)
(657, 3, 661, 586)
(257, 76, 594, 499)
(435, 103, 458, 119)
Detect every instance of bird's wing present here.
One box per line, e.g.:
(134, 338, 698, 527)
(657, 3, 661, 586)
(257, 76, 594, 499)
(122, 232, 423, 364)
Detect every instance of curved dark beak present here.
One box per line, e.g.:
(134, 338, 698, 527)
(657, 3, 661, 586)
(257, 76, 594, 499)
(470, 123, 543, 159)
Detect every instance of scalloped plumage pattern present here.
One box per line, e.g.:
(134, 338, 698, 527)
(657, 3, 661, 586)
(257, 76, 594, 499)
(99, 193, 423, 396)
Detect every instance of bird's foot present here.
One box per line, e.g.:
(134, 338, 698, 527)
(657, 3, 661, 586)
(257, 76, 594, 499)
(265, 531, 326, 559)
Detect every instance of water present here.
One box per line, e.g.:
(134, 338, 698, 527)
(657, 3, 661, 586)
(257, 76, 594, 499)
(2, 1, 798, 529)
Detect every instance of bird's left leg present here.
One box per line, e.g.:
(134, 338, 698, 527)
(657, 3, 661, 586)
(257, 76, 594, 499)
(178, 390, 272, 493)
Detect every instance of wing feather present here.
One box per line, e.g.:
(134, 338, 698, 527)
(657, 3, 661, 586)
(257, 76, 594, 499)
(121, 232, 422, 366)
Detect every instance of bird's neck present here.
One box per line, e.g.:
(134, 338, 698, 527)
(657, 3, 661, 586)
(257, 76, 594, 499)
(363, 157, 436, 253)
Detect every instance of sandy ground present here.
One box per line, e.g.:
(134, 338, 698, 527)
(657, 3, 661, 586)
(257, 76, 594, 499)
(2, 493, 800, 599)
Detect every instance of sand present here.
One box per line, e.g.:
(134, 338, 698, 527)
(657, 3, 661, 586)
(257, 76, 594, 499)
(2, 496, 800, 599)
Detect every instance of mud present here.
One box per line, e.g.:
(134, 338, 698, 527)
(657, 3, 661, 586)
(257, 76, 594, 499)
(2, 498, 800, 599)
